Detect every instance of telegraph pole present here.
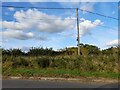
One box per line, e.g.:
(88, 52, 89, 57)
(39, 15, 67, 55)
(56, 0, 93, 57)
(76, 8, 80, 55)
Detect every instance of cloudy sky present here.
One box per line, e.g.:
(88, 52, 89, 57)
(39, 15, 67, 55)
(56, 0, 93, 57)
(0, 2, 119, 51)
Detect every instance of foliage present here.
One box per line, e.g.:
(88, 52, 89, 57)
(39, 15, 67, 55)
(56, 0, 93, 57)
(3, 68, 119, 79)
(2, 44, 119, 78)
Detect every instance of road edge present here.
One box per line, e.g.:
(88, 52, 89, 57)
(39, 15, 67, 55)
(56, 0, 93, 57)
(2, 76, 118, 83)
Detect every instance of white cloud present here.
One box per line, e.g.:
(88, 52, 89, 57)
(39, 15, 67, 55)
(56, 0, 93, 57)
(0, 30, 35, 40)
(58, 2, 95, 13)
(2, 21, 31, 30)
(80, 18, 85, 21)
(0, 29, 46, 41)
(2, 9, 75, 33)
(106, 39, 120, 46)
(0, 39, 8, 46)
(1, 9, 103, 41)
(20, 46, 30, 52)
(58, 2, 80, 8)
(58, 31, 76, 38)
(79, 18, 103, 36)
(8, 7, 15, 11)
(80, 2, 95, 14)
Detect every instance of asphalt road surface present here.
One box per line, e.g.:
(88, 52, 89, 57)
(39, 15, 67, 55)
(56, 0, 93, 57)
(2, 79, 119, 88)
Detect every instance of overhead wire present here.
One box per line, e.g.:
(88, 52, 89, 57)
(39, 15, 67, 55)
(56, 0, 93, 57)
(1, 5, 119, 20)
(79, 9, 119, 20)
(1, 5, 76, 9)
(1, 5, 118, 30)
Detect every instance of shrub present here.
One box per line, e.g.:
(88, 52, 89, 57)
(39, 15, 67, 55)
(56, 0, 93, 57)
(12, 57, 29, 68)
(37, 57, 50, 68)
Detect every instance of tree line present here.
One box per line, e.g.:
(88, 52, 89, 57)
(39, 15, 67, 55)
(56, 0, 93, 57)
(1, 43, 119, 56)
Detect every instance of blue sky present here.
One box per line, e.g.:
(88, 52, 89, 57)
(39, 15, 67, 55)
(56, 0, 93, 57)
(0, 2, 119, 51)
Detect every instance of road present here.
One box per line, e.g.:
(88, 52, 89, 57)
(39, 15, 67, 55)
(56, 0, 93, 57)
(2, 79, 119, 88)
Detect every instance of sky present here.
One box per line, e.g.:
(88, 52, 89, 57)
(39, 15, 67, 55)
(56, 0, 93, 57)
(0, 1, 119, 51)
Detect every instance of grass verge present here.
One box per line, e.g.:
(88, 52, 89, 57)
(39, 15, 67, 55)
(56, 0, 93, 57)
(3, 68, 119, 79)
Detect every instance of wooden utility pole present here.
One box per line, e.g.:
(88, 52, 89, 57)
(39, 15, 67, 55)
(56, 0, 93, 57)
(76, 8, 80, 55)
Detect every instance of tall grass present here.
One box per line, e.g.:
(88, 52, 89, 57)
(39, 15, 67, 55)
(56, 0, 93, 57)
(2, 46, 119, 78)
(3, 54, 118, 73)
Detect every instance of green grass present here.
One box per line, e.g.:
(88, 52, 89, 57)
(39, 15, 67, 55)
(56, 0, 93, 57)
(3, 68, 119, 79)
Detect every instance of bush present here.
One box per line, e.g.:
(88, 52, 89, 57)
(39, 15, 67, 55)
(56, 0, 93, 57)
(12, 57, 29, 68)
(37, 57, 50, 68)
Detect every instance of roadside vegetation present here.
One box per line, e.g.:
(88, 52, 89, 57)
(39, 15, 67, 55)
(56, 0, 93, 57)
(1, 44, 119, 79)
